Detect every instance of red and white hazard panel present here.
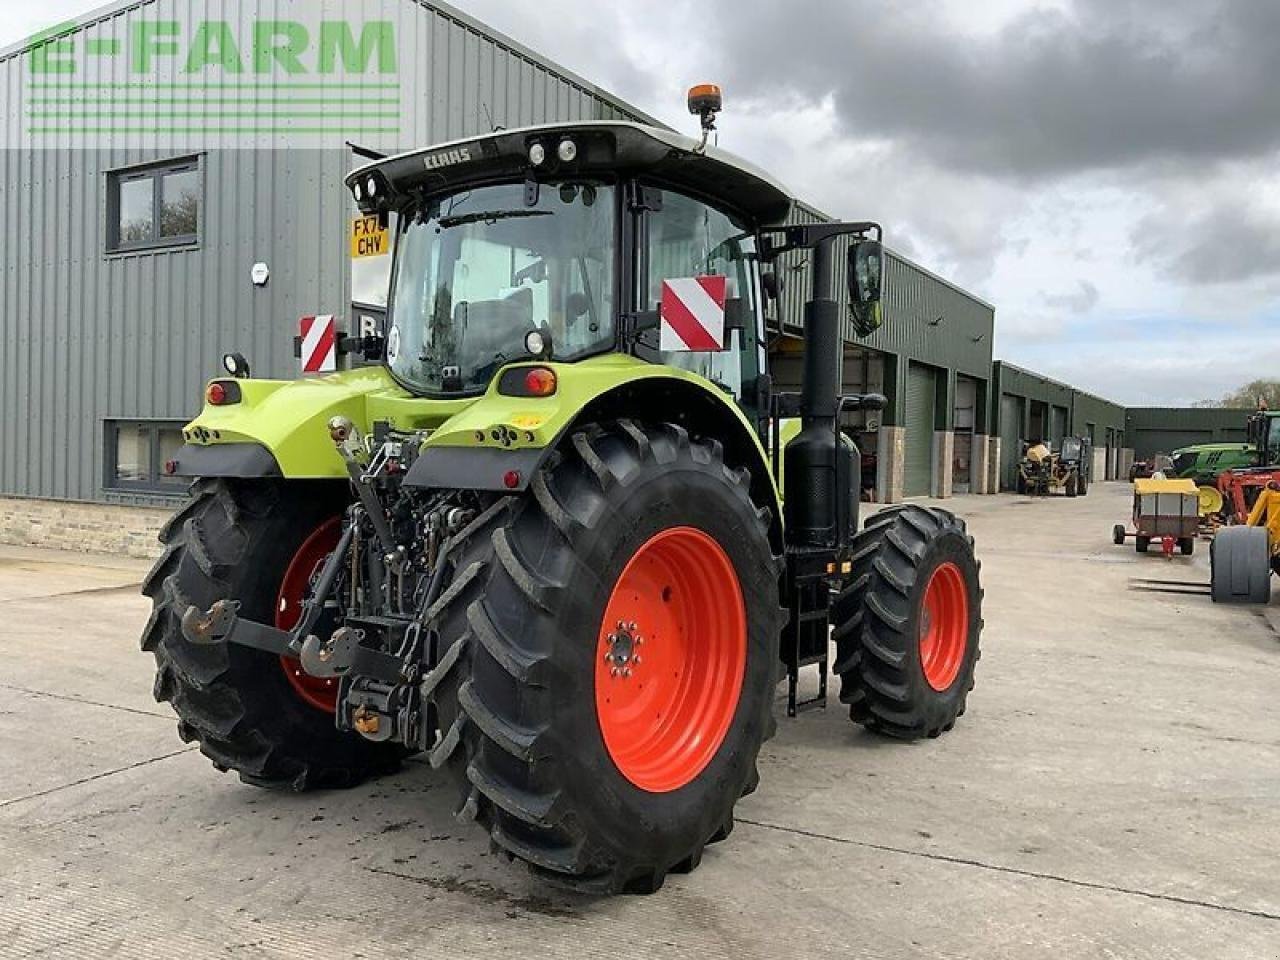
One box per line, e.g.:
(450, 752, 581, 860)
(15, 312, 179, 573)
(660, 276, 728, 352)
(300, 315, 337, 373)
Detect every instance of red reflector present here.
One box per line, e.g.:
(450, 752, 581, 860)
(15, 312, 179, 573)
(163, 459, 179, 476)
(524, 367, 557, 397)
(503, 470, 521, 489)
(207, 382, 228, 405)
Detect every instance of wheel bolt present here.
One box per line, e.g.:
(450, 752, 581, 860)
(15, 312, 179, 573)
(633, 655, 642, 666)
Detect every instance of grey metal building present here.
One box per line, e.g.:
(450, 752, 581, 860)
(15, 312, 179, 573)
(0, 0, 1007, 535)
(1126, 407, 1251, 459)
(989, 361, 1129, 489)
(0, 0, 649, 512)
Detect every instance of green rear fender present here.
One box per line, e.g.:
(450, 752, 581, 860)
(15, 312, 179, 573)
(414, 355, 782, 541)
(178, 366, 468, 478)
(178, 356, 782, 543)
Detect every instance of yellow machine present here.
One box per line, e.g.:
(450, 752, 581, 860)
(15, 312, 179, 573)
(1211, 485, 1280, 603)
(1112, 477, 1199, 557)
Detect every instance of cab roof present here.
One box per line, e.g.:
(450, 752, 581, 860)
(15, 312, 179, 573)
(347, 121, 795, 227)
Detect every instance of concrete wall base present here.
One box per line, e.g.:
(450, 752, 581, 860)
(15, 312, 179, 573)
(988, 437, 1002, 493)
(931, 431, 954, 499)
(0, 497, 170, 560)
(1092, 449, 1108, 484)
(1120, 448, 1135, 479)
(877, 426, 906, 504)
(971, 434, 991, 494)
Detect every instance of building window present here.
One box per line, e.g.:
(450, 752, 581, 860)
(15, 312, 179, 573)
(105, 420, 188, 493)
(107, 158, 201, 252)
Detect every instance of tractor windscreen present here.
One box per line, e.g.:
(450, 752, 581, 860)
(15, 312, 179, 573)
(1268, 418, 1280, 465)
(387, 181, 616, 394)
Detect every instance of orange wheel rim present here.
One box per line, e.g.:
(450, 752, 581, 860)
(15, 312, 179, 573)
(275, 517, 342, 713)
(594, 527, 747, 793)
(919, 561, 969, 692)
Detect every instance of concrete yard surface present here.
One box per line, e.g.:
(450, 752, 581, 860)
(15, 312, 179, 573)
(0, 483, 1277, 959)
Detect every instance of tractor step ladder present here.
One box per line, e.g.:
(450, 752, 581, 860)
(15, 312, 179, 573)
(783, 553, 832, 717)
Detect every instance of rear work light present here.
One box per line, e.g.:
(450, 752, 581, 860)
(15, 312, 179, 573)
(497, 366, 558, 398)
(206, 380, 241, 406)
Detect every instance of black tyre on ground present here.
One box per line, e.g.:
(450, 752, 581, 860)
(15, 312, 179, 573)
(1136, 535, 1151, 553)
(1079, 471, 1089, 496)
(1016, 474, 1027, 495)
(1178, 537, 1195, 557)
(141, 479, 405, 789)
(1066, 474, 1078, 497)
(422, 420, 783, 893)
(1112, 524, 1126, 546)
(1210, 526, 1272, 604)
(831, 506, 982, 740)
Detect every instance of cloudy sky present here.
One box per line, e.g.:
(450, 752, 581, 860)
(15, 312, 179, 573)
(4, 0, 1278, 404)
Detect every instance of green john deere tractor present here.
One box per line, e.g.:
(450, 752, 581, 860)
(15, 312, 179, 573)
(142, 87, 983, 893)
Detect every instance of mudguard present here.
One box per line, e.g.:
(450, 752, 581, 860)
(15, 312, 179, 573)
(178, 356, 780, 527)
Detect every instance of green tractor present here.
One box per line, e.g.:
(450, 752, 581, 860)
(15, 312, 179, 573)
(142, 88, 982, 893)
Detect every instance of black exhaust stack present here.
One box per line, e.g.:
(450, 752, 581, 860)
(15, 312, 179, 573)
(784, 235, 859, 550)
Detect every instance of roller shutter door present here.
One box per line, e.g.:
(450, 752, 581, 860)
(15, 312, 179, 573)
(905, 364, 936, 496)
(1000, 393, 1023, 490)
(1050, 406, 1068, 447)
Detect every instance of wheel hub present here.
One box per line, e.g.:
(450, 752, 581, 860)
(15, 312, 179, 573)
(603, 620, 644, 678)
(593, 527, 747, 794)
(918, 561, 969, 692)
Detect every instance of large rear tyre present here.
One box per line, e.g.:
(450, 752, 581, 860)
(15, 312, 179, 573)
(832, 506, 982, 740)
(423, 421, 783, 893)
(1211, 526, 1272, 604)
(140, 479, 405, 788)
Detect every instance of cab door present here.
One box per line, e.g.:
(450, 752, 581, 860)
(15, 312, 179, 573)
(638, 187, 767, 423)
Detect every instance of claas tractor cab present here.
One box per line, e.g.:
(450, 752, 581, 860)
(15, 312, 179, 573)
(142, 87, 983, 893)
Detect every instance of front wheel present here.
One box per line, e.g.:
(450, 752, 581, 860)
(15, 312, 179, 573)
(832, 506, 983, 739)
(425, 421, 783, 892)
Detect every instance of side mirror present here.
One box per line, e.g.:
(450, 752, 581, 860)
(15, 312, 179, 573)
(1247, 413, 1264, 443)
(847, 239, 884, 337)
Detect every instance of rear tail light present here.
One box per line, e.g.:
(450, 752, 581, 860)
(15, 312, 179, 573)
(497, 366, 558, 398)
(206, 380, 241, 405)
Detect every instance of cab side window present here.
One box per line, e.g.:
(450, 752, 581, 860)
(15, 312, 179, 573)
(645, 191, 760, 398)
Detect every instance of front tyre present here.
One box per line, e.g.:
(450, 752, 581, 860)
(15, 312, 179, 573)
(425, 421, 783, 893)
(832, 506, 983, 739)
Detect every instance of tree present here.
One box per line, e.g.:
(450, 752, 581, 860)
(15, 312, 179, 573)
(1194, 379, 1280, 409)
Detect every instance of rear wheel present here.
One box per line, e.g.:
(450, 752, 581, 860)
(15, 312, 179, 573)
(1136, 536, 1151, 553)
(140, 479, 405, 788)
(424, 421, 783, 892)
(1066, 474, 1078, 497)
(1112, 524, 1127, 546)
(832, 506, 982, 739)
(1211, 526, 1272, 604)
(1178, 537, 1195, 557)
